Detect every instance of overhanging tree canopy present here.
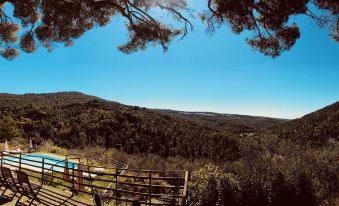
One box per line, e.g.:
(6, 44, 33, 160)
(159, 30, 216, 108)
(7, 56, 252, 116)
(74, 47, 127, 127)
(204, 0, 338, 57)
(0, 0, 338, 60)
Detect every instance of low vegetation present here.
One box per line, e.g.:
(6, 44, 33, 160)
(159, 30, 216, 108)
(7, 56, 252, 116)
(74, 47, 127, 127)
(189, 136, 338, 206)
(36, 137, 338, 206)
(38, 139, 67, 155)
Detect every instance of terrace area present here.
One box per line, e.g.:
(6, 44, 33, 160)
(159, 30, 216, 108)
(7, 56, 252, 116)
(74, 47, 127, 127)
(0, 151, 188, 206)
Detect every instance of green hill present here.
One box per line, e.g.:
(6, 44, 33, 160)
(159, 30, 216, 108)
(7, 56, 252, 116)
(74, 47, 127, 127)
(269, 101, 339, 143)
(0, 92, 337, 161)
(1, 92, 275, 161)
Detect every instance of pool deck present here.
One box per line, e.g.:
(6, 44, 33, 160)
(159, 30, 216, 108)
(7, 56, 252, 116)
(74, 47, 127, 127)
(0, 153, 102, 205)
(0, 184, 93, 206)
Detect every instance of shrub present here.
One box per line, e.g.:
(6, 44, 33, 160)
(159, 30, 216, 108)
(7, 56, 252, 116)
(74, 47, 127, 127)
(189, 163, 222, 206)
(188, 136, 338, 206)
(38, 139, 67, 155)
(0, 116, 22, 140)
(219, 173, 240, 206)
(271, 172, 297, 206)
(295, 172, 318, 206)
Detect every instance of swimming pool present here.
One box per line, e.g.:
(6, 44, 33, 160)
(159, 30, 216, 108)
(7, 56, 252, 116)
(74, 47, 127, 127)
(1, 153, 78, 172)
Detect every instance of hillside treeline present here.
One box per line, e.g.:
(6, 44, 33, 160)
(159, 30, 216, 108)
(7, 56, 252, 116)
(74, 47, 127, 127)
(0, 100, 240, 161)
(189, 135, 338, 206)
(269, 102, 339, 144)
(159, 110, 286, 133)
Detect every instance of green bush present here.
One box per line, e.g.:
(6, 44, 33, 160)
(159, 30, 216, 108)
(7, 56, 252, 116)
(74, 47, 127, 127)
(189, 164, 222, 206)
(188, 136, 338, 206)
(219, 173, 240, 206)
(0, 115, 22, 140)
(38, 139, 67, 155)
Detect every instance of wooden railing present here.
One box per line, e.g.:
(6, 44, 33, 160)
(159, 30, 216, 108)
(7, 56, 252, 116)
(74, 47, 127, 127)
(66, 151, 129, 175)
(0, 152, 189, 206)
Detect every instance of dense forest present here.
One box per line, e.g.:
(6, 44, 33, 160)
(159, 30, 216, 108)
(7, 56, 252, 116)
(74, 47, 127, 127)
(0, 92, 286, 161)
(0, 92, 338, 205)
(157, 109, 286, 133)
(0, 92, 337, 162)
(269, 101, 339, 143)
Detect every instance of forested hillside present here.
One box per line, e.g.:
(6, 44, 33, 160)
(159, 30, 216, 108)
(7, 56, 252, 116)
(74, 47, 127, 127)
(0, 92, 283, 161)
(158, 109, 287, 133)
(0, 92, 100, 108)
(0, 92, 338, 205)
(1, 92, 337, 162)
(269, 102, 339, 143)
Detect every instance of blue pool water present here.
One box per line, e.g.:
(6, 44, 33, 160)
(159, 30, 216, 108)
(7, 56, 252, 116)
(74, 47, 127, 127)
(2, 153, 78, 172)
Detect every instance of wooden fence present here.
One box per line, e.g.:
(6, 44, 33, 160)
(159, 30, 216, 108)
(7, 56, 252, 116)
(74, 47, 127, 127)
(0, 152, 189, 206)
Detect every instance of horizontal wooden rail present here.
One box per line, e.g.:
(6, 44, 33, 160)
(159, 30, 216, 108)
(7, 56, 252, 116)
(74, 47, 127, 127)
(0, 151, 188, 205)
(3, 153, 184, 175)
(3, 155, 185, 181)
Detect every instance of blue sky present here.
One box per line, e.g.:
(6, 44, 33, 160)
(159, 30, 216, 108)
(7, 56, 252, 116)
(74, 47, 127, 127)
(0, 2, 338, 119)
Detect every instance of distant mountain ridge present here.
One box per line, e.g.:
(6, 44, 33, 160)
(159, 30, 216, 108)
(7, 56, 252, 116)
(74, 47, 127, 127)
(0, 92, 286, 133)
(157, 109, 287, 133)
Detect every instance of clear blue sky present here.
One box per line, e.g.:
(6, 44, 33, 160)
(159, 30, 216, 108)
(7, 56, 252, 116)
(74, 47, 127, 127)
(0, 2, 338, 119)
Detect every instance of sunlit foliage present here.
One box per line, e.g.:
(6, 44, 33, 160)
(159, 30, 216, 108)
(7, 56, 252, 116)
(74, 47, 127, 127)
(0, 0, 337, 59)
(0, 115, 22, 140)
(203, 0, 338, 57)
(188, 136, 339, 206)
(0, 0, 191, 60)
(0, 0, 338, 59)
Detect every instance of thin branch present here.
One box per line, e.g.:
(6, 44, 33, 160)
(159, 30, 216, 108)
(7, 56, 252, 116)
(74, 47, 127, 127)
(126, 1, 167, 48)
(127, 1, 159, 26)
(156, 2, 193, 38)
(304, 9, 331, 27)
(262, 22, 272, 36)
(250, 11, 262, 37)
(207, 0, 218, 15)
(0, 8, 13, 23)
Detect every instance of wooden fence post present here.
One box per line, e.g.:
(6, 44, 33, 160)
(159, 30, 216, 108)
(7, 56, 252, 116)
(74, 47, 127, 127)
(88, 164, 92, 188)
(149, 171, 152, 206)
(42, 158, 45, 185)
(72, 162, 75, 194)
(64, 159, 69, 181)
(181, 171, 189, 206)
(115, 168, 119, 206)
(77, 163, 83, 190)
(19, 153, 22, 171)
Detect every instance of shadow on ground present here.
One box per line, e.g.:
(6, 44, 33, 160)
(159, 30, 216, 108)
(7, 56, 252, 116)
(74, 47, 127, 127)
(0, 186, 92, 206)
